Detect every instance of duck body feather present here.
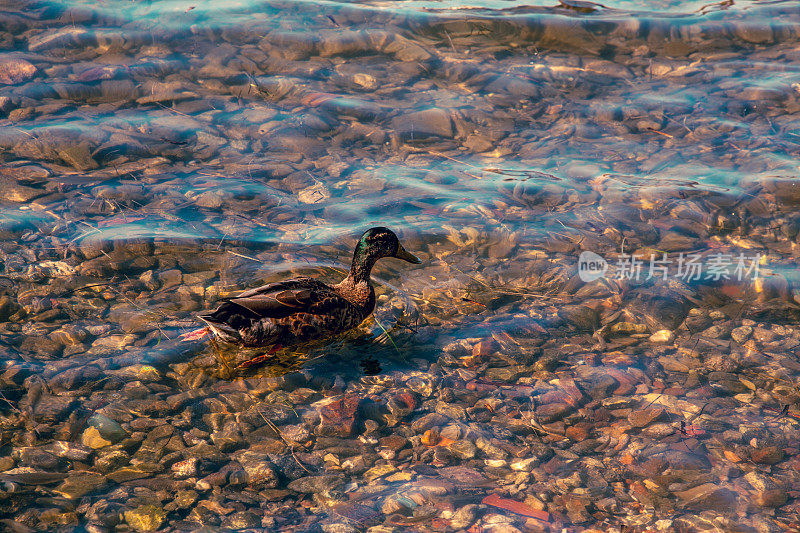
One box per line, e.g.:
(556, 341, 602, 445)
(198, 276, 375, 347)
(194, 227, 419, 354)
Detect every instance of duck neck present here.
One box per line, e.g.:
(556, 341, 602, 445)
(347, 245, 376, 284)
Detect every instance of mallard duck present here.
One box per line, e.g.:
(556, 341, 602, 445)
(184, 227, 420, 364)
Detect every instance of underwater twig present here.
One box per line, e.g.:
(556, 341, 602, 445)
(371, 314, 401, 356)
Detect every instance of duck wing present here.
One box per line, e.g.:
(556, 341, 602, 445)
(198, 278, 364, 338)
(198, 277, 362, 344)
(224, 277, 348, 319)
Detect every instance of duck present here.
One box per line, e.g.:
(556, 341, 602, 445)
(183, 227, 420, 366)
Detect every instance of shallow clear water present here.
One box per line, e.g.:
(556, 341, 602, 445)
(0, 0, 799, 530)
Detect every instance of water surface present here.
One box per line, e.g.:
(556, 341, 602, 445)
(1, 0, 799, 530)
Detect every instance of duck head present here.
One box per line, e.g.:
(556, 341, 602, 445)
(349, 227, 420, 281)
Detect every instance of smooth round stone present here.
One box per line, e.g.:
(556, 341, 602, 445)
(123, 505, 166, 532)
(649, 329, 675, 343)
(731, 326, 753, 343)
(82, 426, 112, 449)
(87, 414, 128, 444)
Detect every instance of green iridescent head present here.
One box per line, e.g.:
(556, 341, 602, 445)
(350, 227, 421, 280)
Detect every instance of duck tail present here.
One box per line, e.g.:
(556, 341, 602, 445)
(197, 314, 241, 344)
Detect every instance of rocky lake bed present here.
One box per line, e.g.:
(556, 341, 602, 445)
(0, 0, 800, 531)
